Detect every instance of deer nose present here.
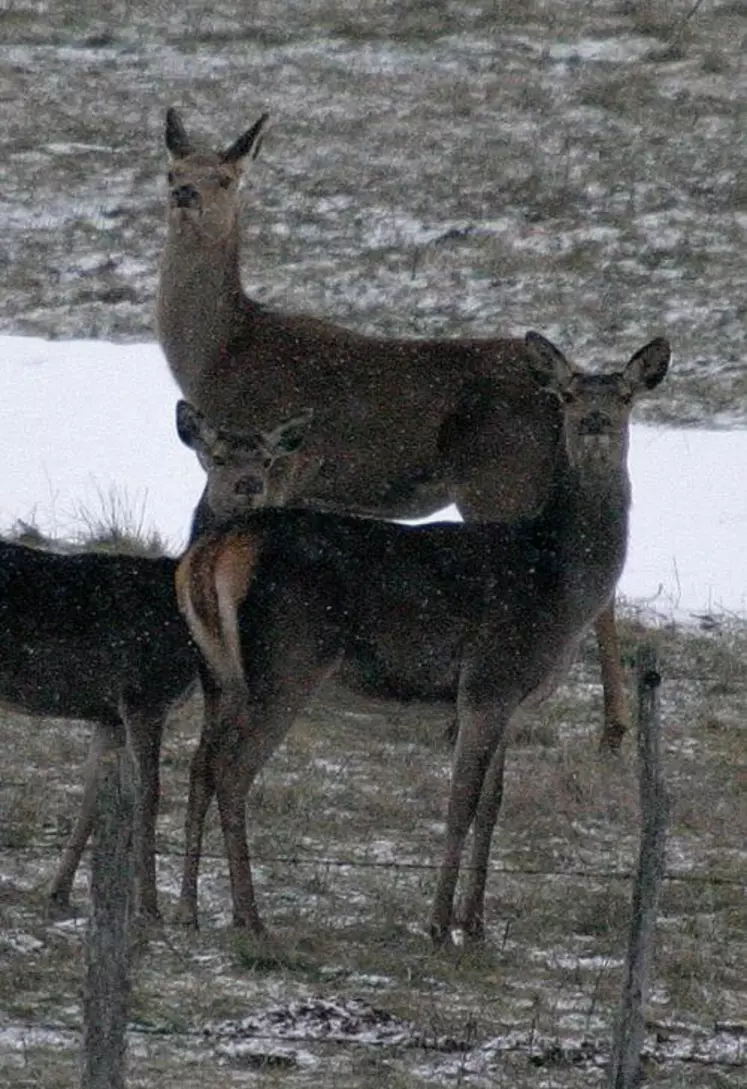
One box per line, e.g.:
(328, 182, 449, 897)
(579, 410, 612, 436)
(171, 184, 200, 209)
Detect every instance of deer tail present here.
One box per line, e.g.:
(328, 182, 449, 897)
(175, 530, 260, 694)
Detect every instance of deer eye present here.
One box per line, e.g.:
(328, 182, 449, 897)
(561, 390, 575, 405)
(218, 174, 232, 189)
(167, 171, 175, 185)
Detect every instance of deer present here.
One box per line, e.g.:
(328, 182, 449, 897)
(176, 400, 314, 540)
(174, 331, 671, 945)
(156, 107, 634, 754)
(0, 411, 308, 919)
(0, 539, 195, 919)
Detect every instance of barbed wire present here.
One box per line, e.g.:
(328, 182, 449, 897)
(3, 839, 744, 888)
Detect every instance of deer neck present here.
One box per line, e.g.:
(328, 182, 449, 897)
(187, 488, 215, 545)
(545, 458, 631, 619)
(157, 222, 249, 400)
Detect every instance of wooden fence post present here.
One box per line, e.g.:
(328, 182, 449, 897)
(81, 728, 136, 1089)
(608, 642, 668, 1088)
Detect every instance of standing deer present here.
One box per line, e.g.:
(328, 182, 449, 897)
(174, 331, 670, 944)
(0, 411, 307, 918)
(157, 107, 633, 752)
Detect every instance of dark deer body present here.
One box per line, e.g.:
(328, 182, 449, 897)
(0, 539, 197, 917)
(157, 109, 630, 747)
(175, 333, 670, 942)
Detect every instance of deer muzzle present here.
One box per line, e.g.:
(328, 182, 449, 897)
(578, 410, 613, 436)
(171, 184, 201, 210)
(235, 477, 266, 499)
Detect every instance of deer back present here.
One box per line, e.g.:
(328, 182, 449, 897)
(0, 540, 195, 721)
(157, 110, 562, 522)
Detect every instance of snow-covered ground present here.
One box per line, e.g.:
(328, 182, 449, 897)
(1, 334, 743, 620)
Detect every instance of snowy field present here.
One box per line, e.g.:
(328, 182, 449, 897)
(1, 4, 746, 1085)
(1, 333, 744, 621)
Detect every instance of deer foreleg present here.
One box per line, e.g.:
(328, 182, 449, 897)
(430, 702, 503, 946)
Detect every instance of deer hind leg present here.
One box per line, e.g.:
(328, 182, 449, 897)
(213, 653, 339, 936)
(48, 721, 121, 913)
(211, 702, 297, 935)
(213, 695, 313, 934)
(595, 599, 629, 753)
(176, 671, 222, 927)
(213, 722, 267, 936)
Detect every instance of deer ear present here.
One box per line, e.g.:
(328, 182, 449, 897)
(269, 408, 314, 456)
(524, 331, 574, 393)
(165, 108, 193, 158)
(624, 338, 671, 392)
(176, 401, 209, 451)
(221, 113, 269, 164)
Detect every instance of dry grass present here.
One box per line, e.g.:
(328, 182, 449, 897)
(1, 1, 746, 1084)
(0, 610, 745, 1086)
(0, 0, 746, 423)
(7, 498, 168, 558)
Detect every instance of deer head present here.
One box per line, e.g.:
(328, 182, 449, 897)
(177, 400, 313, 518)
(163, 108, 268, 244)
(524, 331, 670, 476)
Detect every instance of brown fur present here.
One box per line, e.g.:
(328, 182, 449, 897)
(157, 108, 632, 748)
(175, 332, 670, 943)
